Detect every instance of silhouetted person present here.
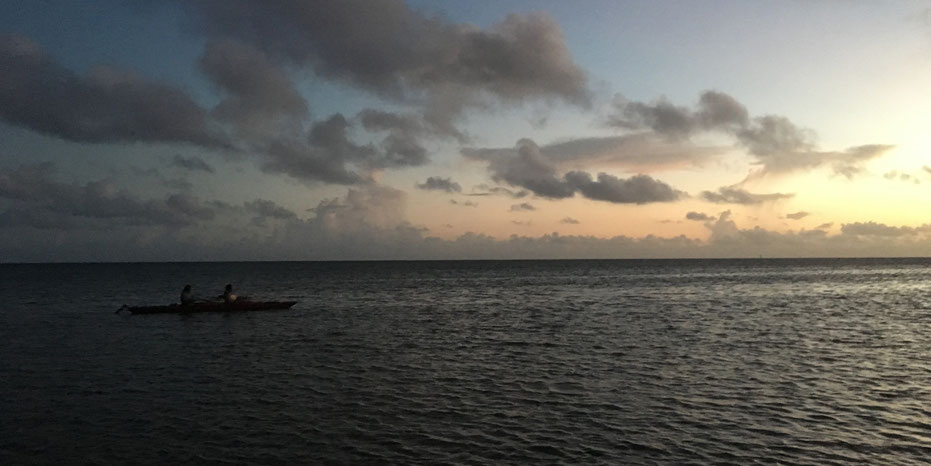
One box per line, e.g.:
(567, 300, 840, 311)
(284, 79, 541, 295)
(180, 285, 194, 305)
(222, 283, 237, 304)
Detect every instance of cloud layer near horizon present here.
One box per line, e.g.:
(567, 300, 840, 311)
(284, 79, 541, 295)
(1, 162, 929, 262)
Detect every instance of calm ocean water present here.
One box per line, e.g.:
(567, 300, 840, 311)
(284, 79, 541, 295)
(3, 259, 931, 464)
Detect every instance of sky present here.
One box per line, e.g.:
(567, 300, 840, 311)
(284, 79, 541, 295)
(3, 0, 931, 261)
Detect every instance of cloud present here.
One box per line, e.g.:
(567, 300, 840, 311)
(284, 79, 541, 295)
(199, 39, 309, 139)
(464, 138, 684, 204)
(541, 133, 723, 172)
(181, 0, 590, 132)
(450, 199, 477, 207)
(560, 217, 580, 224)
(359, 108, 456, 157)
(700, 186, 793, 205)
(607, 90, 893, 178)
(163, 178, 193, 191)
(608, 90, 749, 139)
(509, 203, 536, 212)
(0, 163, 218, 228)
(417, 176, 461, 193)
(816, 222, 833, 230)
(244, 198, 297, 226)
(468, 133, 723, 174)
(7, 178, 931, 261)
(0, 34, 226, 148)
(840, 221, 931, 237)
(260, 113, 432, 184)
(744, 140, 894, 179)
(171, 155, 214, 173)
(467, 185, 529, 198)
(245, 199, 296, 220)
(924, 166, 931, 175)
(883, 170, 921, 184)
(564, 171, 682, 204)
(464, 138, 575, 198)
(686, 211, 715, 221)
(264, 138, 362, 185)
(786, 211, 810, 220)
(359, 109, 426, 134)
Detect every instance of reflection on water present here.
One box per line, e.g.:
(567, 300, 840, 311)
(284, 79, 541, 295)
(2, 259, 931, 463)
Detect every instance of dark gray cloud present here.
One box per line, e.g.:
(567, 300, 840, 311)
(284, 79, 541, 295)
(735, 115, 814, 159)
(0, 35, 226, 148)
(686, 212, 715, 221)
(245, 199, 296, 220)
(564, 172, 682, 204)
(465, 138, 576, 199)
(262, 113, 431, 184)
(464, 138, 684, 204)
(359, 109, 424, 134)
(0, 164, 218, 228)
(358, 108, 462, 142)
(7, 0, 593, 188)
(171, 155, 214, 173)
(264, 138, 363, 185)
(509, 203, 536, 212)
(608, 90, 749, 140)
(560, 217, 580, 224)
(700, 186, 794, 205)
(377, 132, 429, 168)
(245, 198, 297, 226)
(199, 39, 309, 139)
(816, 222, 833, 230)
(182, 0, 590, 127)
(358, 109, 439, 171)
(695, 91, 750, 131)
(163, 178, 194, 191)
(417, 177, 461, 193)
(609, 98, 695, 140)
(786, 211, 810, 220)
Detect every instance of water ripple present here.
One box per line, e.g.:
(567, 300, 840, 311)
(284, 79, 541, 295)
(4, 259, 931, 463)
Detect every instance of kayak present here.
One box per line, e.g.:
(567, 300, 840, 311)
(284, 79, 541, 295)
(121, 300, 298, 315)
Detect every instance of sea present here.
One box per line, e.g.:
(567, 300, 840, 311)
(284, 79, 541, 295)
(3, 258, 931, 464)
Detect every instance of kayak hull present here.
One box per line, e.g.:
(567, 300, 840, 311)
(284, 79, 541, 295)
(126, 301, 298, 314)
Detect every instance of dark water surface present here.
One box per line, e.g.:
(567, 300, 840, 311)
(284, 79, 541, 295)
(3, 259, 931, 464)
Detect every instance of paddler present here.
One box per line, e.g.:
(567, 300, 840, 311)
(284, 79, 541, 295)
(221, 283, 237, 304)
(180, 284, 195, 305)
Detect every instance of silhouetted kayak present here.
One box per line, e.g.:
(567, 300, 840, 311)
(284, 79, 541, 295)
(120, 300, 298, 314)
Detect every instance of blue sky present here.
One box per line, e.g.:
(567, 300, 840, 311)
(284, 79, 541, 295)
(3, 0, 931, 261)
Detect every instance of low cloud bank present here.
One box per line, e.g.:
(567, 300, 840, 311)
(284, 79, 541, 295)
(3, 170, 931, 262)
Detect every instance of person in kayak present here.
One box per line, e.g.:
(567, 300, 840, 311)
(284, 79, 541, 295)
(221, 283, 237, 304)
(180, 285, 195, 305)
